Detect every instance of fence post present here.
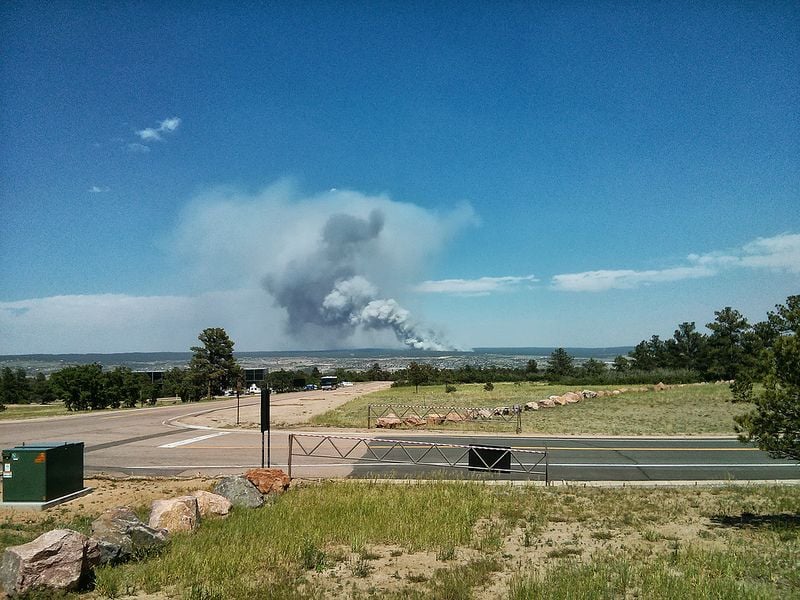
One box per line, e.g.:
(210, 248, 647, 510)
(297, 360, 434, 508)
(367, 405, 371, 429)
(545, 445, 549, 486)
(515, 405, 522, 434)
(288, 434, 294, 479)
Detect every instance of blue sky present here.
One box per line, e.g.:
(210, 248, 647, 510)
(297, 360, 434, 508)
(1, 2, 798, 353)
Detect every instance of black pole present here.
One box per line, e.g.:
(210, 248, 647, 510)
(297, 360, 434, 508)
(236, 391, 240, 425)
(260, 387, 271, 468)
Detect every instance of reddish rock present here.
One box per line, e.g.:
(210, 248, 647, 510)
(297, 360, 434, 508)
(402, 416, 427, 427)
(245, 468, 291, 495)
(375, 416, 402, 428)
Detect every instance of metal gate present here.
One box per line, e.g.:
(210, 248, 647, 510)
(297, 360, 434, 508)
(287, 433, 547, 483)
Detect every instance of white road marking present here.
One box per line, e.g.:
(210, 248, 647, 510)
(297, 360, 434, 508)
(158, 432, 230, 448)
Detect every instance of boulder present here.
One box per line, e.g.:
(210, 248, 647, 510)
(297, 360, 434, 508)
(524, 401, 539, 411)
(653, 382, 669, 392)
(548, 395, 560, 401)
(149, 496, 200, 533)
(538, 398, 555, 408)
(426, 413, 445, 425)
(553, 396, 567, 406)
(0, 529, 99, 596)
(611, 390, 621, 396)
(563, 392, 581, 403)
(244, 468, 291, 495)
(581, 390, 598, 399)
(375, 416, 402, 428)
(444, 411, 464, 423)
(213, 476, 264, 509)
(90, 507, 167, 565)
(191, 490, 232, 518)
(402, 416, 427, 427)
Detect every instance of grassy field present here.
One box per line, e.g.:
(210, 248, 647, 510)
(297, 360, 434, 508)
(310, 381, 754, 435)
(85, 481, 799, 600)
(0, 395, 237, 421)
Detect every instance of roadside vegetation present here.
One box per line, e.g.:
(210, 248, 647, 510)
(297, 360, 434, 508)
(72, 480, 800, 599)
(311, 381, 755, 435)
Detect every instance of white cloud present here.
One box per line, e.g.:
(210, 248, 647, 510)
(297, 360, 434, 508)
(135, 127, 161, 141)
(88, 185, 110, 193)
(126, 142, 150, 153)
(134, 116, 181, 143)
(415, 275, 538, 296)
(0, 290, 287, 354)
(159, 117, 181, 132)
(552, 232, 800, 292)
(552, 266, 715, 292)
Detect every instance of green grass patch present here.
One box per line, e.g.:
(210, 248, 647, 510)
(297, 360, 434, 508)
(310, 381, 754, 435)
(92, 482, 799, 600)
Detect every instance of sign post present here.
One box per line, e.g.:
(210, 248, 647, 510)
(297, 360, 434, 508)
(260, 387, 271, 468)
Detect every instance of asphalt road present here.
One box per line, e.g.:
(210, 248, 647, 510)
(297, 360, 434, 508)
(0, 400, 796, 482)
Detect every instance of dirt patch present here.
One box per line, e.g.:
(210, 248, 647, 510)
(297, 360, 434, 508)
(0, 475, 217, 526)
(180, 381, 393, 429)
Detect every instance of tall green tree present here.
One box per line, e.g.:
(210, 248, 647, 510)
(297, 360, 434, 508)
(706, 307, 751, 380)
(29, 372, 56, 404)
(0, 367, 30, 405)
(734, 330, 800, 461)
(546, 348, 575, 378)
(581, 358, 607, 379)
(189, 328, 242, 400)
(50, 364, 106, 411)
(104, 367, 145, 408)
(665, 322, 707, 371)
(612, 355, 630, 372)
(407, 361, 430, 392)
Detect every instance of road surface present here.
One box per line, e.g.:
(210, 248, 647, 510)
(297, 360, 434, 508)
(0, 398, 796, 482)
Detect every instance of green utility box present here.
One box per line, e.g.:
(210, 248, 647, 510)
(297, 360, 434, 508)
(2, 442, 84, 502)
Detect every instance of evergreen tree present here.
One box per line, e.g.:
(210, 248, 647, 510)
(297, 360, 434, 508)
(546, 348, 575, 378)
(189, 328, 242, 400)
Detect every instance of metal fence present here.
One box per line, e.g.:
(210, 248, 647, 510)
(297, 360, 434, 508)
(367, 404, 523, 434)
(287, 433, 548, 483)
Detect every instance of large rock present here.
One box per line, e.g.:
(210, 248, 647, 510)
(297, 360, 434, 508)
(245, 468, 291, 495)
(562, 392, 581, 403)
(149, 496, 200, 533)
(375, 415, 402, 428)
(91, 506, 167, 565)
(581, 390, 598, 399)
(426, 413, 445, 425)
(213, 476, 264, 508)
(553, 396, 567, 406)
(524, 401, 539, 411)
(0, 529, 99, 596)
(538, 398, 555, 408)
(653, 382, 669, 392)
(191, 490, 232, 518)
(444, 411, 465, 423)
(402, 416, 427, 427)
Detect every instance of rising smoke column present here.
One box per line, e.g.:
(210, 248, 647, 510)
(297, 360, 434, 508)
(263, 210, 453, 350)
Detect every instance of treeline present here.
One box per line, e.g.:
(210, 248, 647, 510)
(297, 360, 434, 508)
(0, 365, 159, 411)
(618, 295, 799, 383)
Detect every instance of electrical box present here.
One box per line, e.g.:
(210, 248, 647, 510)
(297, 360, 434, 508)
(2, 442, 84, 502)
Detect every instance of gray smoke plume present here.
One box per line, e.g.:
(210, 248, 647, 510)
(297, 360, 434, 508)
(263, 209, 453, 350)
